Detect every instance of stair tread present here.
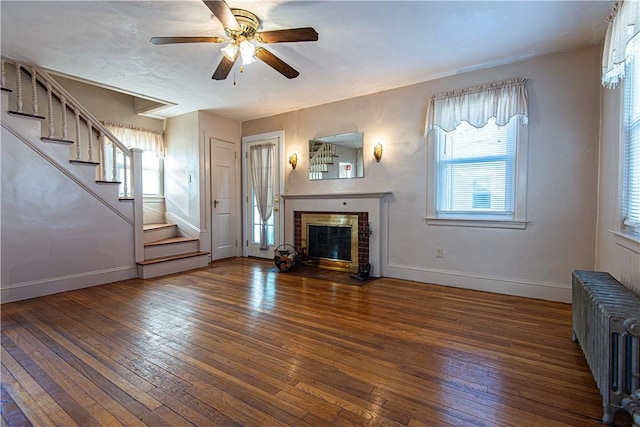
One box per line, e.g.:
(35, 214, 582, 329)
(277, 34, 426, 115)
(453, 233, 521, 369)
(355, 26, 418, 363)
(145, 236, 198, 247)
(137, 251, 209, 265)
(143, 223, 176, 231)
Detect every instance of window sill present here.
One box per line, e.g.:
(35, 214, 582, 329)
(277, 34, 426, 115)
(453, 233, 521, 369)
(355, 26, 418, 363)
(425, 217, 528, 230)
(608, 229, 640, 254)
(143, 196, 165, 202)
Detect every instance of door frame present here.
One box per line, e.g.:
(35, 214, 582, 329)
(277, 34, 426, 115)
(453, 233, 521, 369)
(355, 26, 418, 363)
(209, 137, 238, 261)
(241, 130, 285, 257)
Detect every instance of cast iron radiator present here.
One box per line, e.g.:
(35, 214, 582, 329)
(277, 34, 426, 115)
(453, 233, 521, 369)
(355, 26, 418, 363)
(572, 270, 640, 424)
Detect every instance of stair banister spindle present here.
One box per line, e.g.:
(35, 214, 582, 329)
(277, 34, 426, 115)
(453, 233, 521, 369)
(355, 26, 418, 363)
(1, 60, 5, 88)
(99, 133, 106, 181)
(122, 153, 129, 197)
(61, 96, 68, 139)
(16, 63, 23, 112)
(30, 67, 38, 114)
(46, 82, 54, 138)
(87, 123, 93, 161)
(111, 142, 117, 182)
(75, 109, 81, 160)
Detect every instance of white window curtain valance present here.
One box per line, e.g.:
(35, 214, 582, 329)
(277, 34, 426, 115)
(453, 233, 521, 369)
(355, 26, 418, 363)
(425, 78, 528, 133)
(602, 0, 640, 88)
(102, 121, 165, 157)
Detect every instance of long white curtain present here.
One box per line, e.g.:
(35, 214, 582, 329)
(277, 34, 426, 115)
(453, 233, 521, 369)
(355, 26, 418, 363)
(425, 78, 528, 133)
(250, 144, 274, 250)
(602, 0, 640, 88)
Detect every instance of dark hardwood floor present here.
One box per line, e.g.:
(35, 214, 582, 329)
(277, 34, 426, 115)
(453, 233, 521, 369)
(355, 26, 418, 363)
(1, 258, 633, 426)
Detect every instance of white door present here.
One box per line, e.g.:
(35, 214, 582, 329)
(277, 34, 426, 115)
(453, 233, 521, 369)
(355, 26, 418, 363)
(210, 138, 237, 260)
(243, 133, 282, 259)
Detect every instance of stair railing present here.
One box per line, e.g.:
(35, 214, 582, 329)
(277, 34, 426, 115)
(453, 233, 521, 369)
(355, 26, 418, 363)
(1, 56, 144, 263)
(1, 57, 135, 198)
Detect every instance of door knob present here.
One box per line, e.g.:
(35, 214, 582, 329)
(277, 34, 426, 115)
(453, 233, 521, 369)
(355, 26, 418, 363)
(213, 200, 219, 208)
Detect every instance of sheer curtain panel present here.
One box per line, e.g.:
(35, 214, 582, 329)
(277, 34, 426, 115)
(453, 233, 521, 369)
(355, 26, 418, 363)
(250, 144, 275, 250)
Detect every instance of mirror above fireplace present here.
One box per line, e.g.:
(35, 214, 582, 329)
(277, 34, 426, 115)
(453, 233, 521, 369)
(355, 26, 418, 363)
(308, 132, 364, 181)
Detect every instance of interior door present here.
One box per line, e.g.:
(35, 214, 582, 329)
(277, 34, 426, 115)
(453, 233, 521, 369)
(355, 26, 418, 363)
(243, 135, 281, 258)
(210, 138, 237, 260)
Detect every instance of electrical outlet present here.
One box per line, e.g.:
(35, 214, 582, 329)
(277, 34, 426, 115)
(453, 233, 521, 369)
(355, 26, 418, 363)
(436, 247, 443, 258)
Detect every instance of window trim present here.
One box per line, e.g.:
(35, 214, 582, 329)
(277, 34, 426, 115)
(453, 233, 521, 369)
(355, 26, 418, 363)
(620, 52, 640, 235)
(426, 119, 529, 229)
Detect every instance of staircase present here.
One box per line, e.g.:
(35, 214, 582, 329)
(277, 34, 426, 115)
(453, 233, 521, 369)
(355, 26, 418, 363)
(1, 57, 209, 289)
(137, 223, 209, 279)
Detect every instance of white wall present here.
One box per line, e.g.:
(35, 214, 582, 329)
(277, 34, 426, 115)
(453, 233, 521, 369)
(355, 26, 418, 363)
(163, 111, 241, 257)
(243, 46, 603, 302)
(595, 81, 640, 295)
(1, 114, 135, 302)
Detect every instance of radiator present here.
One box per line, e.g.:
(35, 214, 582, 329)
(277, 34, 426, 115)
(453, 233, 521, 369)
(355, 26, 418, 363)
(572, 270, 640, 424)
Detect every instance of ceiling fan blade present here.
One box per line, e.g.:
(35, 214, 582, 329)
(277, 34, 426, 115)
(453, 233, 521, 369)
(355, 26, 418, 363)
(212, 52, 238, 80)
(257, 27, 319, 44)
(202, 1, 240, 31)
(255, 47, 299, 79)
(150, 36, 225, 45)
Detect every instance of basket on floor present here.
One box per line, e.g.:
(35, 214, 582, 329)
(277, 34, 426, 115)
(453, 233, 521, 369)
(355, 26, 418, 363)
(274, 244, 297, 272)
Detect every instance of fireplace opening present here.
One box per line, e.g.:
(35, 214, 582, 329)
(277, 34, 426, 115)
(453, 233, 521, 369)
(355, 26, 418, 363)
(307, 225, 352, 262)
(300, 213, 359, 273)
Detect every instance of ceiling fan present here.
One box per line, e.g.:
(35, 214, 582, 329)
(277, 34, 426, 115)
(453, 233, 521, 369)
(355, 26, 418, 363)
(150, 0, 318, 80)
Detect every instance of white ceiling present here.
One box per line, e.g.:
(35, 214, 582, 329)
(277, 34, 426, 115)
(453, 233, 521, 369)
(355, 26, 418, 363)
(0, 1, 613, 122)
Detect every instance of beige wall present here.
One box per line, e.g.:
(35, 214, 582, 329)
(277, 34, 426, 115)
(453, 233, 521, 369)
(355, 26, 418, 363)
(164, 110, 241, 257)
(53, 76, 164, 132)
(243, 46, 603, 302)
(596, 81, 640, 295)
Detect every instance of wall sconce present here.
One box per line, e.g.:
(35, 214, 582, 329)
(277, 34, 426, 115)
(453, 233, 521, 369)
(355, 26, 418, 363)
(373, 143, 383, 163)
(289, 153, 298, 170)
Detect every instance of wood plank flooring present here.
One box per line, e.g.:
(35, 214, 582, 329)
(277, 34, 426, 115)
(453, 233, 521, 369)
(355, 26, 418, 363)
(1, 258, 633, 426)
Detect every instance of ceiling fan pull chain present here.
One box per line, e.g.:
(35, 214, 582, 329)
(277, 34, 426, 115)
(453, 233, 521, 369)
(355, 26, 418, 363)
(233, 68, 237, 86)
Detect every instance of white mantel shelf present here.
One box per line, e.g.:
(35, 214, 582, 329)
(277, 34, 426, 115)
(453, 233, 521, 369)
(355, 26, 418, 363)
(281, 192, 392, 200)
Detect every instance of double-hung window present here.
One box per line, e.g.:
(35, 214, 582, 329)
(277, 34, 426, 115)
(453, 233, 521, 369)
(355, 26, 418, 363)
(622, 51, 640, 234)
(426, 78, 529, 228)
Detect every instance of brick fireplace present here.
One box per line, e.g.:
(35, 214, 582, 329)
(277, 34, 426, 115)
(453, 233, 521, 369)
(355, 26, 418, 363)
(281, 192, 390, 278)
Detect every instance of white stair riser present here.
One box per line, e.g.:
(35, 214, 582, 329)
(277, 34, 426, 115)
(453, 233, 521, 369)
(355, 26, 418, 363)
(144, 225, 177, 244)
(145, 240, 199, 259)
(137, 254, 209, 279)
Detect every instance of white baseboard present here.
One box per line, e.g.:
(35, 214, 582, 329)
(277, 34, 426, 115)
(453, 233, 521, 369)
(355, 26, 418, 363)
(1, 266, 137, 303)
(384, 263, 571, 303)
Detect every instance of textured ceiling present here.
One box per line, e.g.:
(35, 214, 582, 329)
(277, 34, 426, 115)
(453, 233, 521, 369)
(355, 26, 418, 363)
(0, 1, 613, 121)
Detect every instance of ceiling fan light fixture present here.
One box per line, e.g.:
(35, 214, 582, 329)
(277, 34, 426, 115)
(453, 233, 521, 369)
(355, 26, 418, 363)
(239, 40, 256, 65)
(221, 42, 237, 61)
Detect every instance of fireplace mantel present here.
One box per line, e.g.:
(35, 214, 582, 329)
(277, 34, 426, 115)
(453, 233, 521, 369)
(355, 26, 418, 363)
(281, 191, 391, 278)
(281, 191, 391, 200)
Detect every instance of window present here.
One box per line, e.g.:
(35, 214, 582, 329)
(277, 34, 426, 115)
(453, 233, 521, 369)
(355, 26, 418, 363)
(435, 117, 517, 218)
(103, 122, 165, 198)
(622, 53, 640, 233)
(141, 150, 164, 197)
(426, 78, 528, 228)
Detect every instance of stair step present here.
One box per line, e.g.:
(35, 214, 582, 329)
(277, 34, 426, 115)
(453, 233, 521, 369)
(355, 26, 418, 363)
(70, 159, 100, 166)
(145, 236, 198, 247)
(144, 223, 176, 231)
(41, 136, 74, 145)
(137, 251, 209, 266)
(144, 236, 199, 259)
(136, 251, 210, 279)
(8, 111, 45, 120)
